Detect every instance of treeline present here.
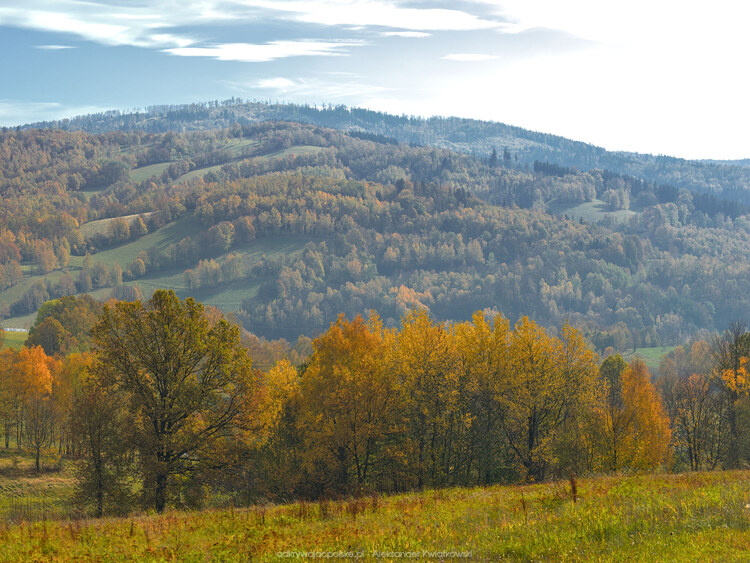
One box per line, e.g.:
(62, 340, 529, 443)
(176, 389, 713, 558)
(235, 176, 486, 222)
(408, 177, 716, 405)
(7, 292, 750, 518)
(0, 293, 668, 516)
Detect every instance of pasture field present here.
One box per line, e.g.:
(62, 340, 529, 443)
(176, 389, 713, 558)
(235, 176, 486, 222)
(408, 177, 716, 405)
(222, 137, 260, 157)
(0, 470, 749, 561)
(70, 213, 201, 269)
(0, 330, 27, 349)
(129, 162, 171, 183)
(261, 145, 325, 159)
(175, 163, 225, 183)
(0, 212, 311, 329)
(78, 212, 158, 239)
(625, 346, 677, 371)
(549, 198, 638, 224)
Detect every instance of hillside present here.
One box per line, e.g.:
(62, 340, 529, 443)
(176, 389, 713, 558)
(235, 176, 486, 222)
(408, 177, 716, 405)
(1, 470, 749, 561)
(20, 100, 750, 204)
(1, 122, 749, 348)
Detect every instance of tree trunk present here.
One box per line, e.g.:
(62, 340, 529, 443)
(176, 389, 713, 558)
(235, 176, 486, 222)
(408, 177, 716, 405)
(155, 472, 168, 513)
(96, 464, 104, 518)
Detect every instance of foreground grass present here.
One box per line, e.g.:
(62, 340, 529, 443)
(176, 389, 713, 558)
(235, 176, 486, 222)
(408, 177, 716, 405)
(2, 470, 750, 561)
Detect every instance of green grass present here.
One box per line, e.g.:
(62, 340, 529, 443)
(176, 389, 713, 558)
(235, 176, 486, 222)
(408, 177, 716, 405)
(172, 144, 322, 183)
(549, 198, 638, 224)
(72, 213, 201, 268)
(624, 346, 677, 371)
(0, 214, 310, 329)
(175, 164, 225, 183)
(222, 138, 259, 157)
(260, 145, 325, 159)
(1, 470, 750, 561)
(1, 313, 37, 331)
(0, 450, 76, 523)
(1, 331, 27, 349)
(110, 237, 307, 308)
(78, 212, 158, 239)
(0, 268, 72, 325)
(0, 216, 200, 328)
(129, 162, 171, 183)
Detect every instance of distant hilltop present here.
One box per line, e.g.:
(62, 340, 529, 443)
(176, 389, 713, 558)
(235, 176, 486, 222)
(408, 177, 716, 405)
(16, 99, 750, 205)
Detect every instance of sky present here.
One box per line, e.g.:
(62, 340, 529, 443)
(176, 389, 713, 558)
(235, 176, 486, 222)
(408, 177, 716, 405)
(1, 1, 749, 160)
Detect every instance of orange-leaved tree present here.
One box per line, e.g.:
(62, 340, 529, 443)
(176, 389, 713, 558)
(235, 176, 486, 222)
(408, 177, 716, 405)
(600, 357, 671, 470)
(16, 346, 56, 470)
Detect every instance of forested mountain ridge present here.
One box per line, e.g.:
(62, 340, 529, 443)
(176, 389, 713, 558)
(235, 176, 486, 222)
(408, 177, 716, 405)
(18, 99, 750, 204)
(0, 121, 749, 350)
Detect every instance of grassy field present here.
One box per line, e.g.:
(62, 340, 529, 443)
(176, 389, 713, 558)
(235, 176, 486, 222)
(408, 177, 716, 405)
(172, 142, 318, 184)
(625, 346, 677, 371)
(1, 470, 750, 561)
(0, 212, 311, 329)
(78, 212, 158, 239)
(130, 162, 171, 183)
(121, 237, 307, 307)
(0, 331, 27, 349)
(175, 163, 225, 183)
(222, 137, 259, 157)
(261, 145, 325, 159)
(0, 450, 76, 524)
(549, 198, 638, 224)
(71, 213, 201, 269)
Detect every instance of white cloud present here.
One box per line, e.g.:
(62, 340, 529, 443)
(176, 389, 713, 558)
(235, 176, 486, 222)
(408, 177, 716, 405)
(381, 31, 431, 38)
(244, 0, 501, 31)
(235, 76, 388, 100)
(34, 44, 75, 50)
(442, 53, 496, 61)
(165, 40, 359, 62)
(256, 77, 297, 89)
(0, 5, 193, 48)
(0, 1, 503, 52)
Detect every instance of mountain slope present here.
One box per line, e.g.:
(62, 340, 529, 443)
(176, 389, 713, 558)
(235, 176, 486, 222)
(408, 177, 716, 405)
(1, 122, 749, 348)
(20, 100, 750, 203)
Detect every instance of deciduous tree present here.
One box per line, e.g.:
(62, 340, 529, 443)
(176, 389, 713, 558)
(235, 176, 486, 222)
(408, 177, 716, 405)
(90, 290, 254, 512)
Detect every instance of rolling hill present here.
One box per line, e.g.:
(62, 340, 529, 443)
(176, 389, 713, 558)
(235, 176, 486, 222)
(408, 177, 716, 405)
(21, 99, 750, 204)
(0, 118, 748, 350)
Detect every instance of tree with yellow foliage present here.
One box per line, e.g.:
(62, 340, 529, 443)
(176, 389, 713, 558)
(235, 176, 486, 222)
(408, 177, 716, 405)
(298, 313, 397, 495)
(502, 318, 599, 482)
(452, 311, 511, 484)
(600, 358, 671, 470)
(393, 309, 459, 489)
(712, 322, 750, 468)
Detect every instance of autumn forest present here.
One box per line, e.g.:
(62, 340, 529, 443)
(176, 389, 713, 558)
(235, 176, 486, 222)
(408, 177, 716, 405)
(1, 103, 750, 520)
